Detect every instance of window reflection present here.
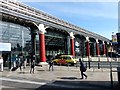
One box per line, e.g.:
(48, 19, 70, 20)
(0, 21, 31, 56)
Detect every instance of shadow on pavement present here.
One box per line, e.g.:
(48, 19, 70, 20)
(18, 71, 30, 74)
(35, 80, 119, 90)
(37, 70, 46, 72)
(59, 77, 78, 80)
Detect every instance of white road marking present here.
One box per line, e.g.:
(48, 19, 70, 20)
(0, 77, 46, 85)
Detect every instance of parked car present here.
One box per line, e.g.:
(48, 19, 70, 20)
(52, 55, 79, 66)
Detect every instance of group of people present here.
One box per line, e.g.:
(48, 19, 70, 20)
(11, 55, 25, 71)
(8, 54, 88, 78)
(10, 54, 34, 73)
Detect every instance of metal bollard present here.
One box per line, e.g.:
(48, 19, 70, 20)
(110, 64, 113, 88)
(88, 61, 91, 69)
(86, 62, 87, 68)
(98, 62, 100, 69)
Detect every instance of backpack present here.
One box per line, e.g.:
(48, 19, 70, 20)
(80, 61, 86, 72)
(82, 66, 86, 72)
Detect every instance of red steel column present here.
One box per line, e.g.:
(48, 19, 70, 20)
(103, 41, 106, 56)
(33, 23, 47, 64)
(39, 33, 46, 62)
(96, 39, 100, 56)
(86, 41, 90, 57)
(70, 32, 75, 56)
(70, 38, 75, 56)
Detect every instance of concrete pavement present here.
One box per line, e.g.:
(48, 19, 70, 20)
(0, 65, 119, 89)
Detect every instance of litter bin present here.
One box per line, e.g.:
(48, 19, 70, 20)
(117, 67, 120, 85)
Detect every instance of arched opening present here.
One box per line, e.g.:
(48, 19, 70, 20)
(74, 34, 86, 58)
(45, 28, 69, 60)
(89, 38, 96, 57)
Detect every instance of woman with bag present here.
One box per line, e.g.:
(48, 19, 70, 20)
(79, 58, 87, 79)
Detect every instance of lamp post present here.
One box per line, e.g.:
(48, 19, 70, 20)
(110, 34, 113, 87)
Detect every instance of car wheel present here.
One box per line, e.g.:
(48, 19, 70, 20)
(71, 63, 74, 66)
(53, 61, 57, 65)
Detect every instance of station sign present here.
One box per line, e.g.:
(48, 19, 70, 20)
(112, 35, 118, 44)
(75, 41, 80, 53)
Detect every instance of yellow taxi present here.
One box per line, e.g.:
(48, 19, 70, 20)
(52, 55, 79, 66)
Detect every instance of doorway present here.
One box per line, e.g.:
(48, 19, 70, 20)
(2, 51, 11, 68)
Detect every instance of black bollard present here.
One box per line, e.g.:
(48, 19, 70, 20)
(88, 61, 91, 69)
(98, 62, 100, 69)
(110, 68, 113, 88)
(86, 62, 87, 68)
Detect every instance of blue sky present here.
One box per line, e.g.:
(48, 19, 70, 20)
(19, 1, 118, 39)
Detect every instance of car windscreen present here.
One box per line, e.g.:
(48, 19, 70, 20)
(63, 57, 71, 60)
(57, 57, 62, 59)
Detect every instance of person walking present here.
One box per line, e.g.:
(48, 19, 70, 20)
(48, 56, 54, 71)
(79, 58, 87, 79)
(30, 60, 35, 74)
(18, 55, 23, 71)
(0, 55, 3, 72)
(12, 54, 16, 68)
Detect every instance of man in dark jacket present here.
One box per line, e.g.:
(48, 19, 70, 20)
(30, 60, 35, 73)
(79, 58, 87, 79)
(49, 56, 54, 71)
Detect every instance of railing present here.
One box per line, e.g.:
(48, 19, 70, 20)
(0, 0, 109, 41)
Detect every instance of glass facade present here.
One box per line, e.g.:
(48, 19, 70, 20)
(45, 28, 68, 58)
(0, 21, 31, 65)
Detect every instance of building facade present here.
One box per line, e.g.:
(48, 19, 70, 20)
(0, 0, 110, 68)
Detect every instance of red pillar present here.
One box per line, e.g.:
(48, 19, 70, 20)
(103, 43, 106, 56)
(86, 41, 90, 57)
(70, 38, 75, 56)
(39, 33, 46, 62)
(96, 43, 100, 56)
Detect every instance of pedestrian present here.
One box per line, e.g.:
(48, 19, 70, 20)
(23, 56, 27, 69)
(12, 54, 16, 68)
(30, 60, 35, 74)
(79, 58, 87, 79)
(0, 55, 3, 72)
(18, 56, 23, 71)
(48, 56, 54, 71)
